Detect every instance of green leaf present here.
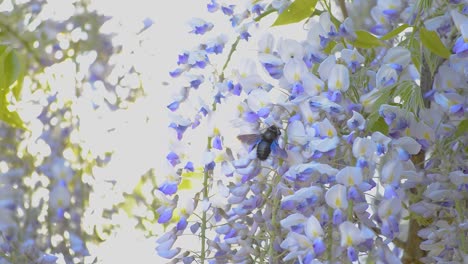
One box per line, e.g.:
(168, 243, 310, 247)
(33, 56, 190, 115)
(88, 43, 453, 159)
(178, 170, 203, 191)
(409, 39, 421, 70)
(178, 178, 192, 191)
(397, 81, 424, 116)
(354, 30, 383, 48)
(0, 46, 9, 93)
(182, 170, 204, 179)
(455, 119, 468, 137)
(323, 40, 337, 54)
(417, 0, 432, 10)
(420, 28, 451, 59)
(0, 45, 26, 129)
(272, 0, 318, 26)
(369, 116, 389, 135)
(381, 24, 411, 40)
(9, 52, 25, 100)
(367, 108, 389, 135)
(120, 193, 137, 216)
(4, 48, 22, 91)
(0, 110, 26, 129)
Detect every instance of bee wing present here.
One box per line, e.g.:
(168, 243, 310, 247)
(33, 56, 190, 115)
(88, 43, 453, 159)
(237, 134, 261, 146)
(230, 118, 260, 133)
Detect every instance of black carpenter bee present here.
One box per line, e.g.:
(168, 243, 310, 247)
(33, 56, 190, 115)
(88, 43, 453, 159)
(237, 125, 282, 160)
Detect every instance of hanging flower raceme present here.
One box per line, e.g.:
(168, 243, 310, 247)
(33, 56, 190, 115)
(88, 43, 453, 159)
(158, 1, 468, 263)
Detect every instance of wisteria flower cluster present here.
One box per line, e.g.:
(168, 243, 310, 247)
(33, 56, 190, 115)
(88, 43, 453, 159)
(159, 0, 467, 263)
(0, 1, 149, 263)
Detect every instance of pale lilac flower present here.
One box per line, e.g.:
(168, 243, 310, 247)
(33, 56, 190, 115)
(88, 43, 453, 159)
(326, 184, 348, 210)
(424, 14, 452, 37)
(281, 186, 323, 210)
(370, 7, 390, 35)
(347, 111, 366, 131)
(317, 55, 336, 81)
(205, 34, 228, 54)
(304, 215, 324, 239)
(328, 64, 350, 92)
(391, 136, 422, 160)
(449, 170, 468, 188)
(376, 64, 398, 88)
(299, 100, 320, 125)
(307, 12, 337, 48)
(283, 58, 308, 83)
(336, 166, 363, 187)
(340, 17, 357, 39)
(382, 47, 411, 71)
(381, 160, 403, 187)
(378, 198, 402, 238)
(434, 92, 465, 115)
(340, 221, 364, 247)
(154, 190, 176, 224)
(280, 213, 307, 229)
(188, 18, 214, 35)
(247, 89, 271, 114)
(307, 118, 340, 154)
(156, 231, 181, 259)
(433, 65, 464, 92)
(287, 120, 308, 146)
(258, 33, 275, 54)
(341, 48, 364, 72)
(352, 137, 377, 165)
(340, 221, 364, 261)
(278, 39, 305, 62)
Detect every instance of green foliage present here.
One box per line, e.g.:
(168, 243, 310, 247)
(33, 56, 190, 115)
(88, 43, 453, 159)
(420, 28, 451, 59)
(369, 116, 389, 135)
(353, 30, 383, 48)
(381, 24, 411, 41)
(367, 80, 423, 133)
(271, 0, 318, 26)
(455, 119, 468, 138)
(179, 170, 203, 190)
(0, 45, 26, 129)
(323, 40, 337, 54)
(179, 178, 192, 190)
(417, 0, 433, 11)
(397, 80, 424, 115)
(121, 192, 139, 217)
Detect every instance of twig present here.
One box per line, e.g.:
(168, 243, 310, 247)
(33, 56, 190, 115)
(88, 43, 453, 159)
(337, 0, 348, 18)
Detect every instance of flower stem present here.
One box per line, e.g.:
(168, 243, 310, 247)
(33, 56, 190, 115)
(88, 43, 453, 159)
(455, 199, 467, 254)
(268, 172, 282, 262)
(219, 7, 276, 82)
(337, 0, 348, 18)
(200, 137, 212, 263)
(327, 208, 333, 262)
(220, 37, 240, 81)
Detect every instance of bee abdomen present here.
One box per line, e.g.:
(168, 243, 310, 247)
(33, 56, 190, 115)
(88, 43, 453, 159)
(256, 141, 272, 160)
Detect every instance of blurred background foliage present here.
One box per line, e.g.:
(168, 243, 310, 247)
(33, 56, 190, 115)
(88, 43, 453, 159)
(0, 0, 151, 263)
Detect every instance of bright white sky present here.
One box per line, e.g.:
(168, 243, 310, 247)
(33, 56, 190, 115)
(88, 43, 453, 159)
(82, 1, 210, 263)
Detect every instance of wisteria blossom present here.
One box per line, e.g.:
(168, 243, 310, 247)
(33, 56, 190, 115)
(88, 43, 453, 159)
(158, 0, 467, 263)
